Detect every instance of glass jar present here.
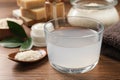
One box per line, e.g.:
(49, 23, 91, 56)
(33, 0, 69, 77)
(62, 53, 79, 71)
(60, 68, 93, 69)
(30, 22, 54, 47)
(68, 0, 119, 28)
(31, 23, 46, 47)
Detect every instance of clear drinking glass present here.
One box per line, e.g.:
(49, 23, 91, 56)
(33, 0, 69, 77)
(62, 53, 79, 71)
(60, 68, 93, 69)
(44, 16, 104, 74)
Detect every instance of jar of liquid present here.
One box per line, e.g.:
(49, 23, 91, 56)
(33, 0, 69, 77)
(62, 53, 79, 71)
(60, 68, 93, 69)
(31, 23, 46, 47)
(68, 0, 119, 28)
(31, 23, 54, 47)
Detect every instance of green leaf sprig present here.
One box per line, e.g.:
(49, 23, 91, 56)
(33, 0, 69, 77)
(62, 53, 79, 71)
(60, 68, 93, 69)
(0, 21, 33, 51)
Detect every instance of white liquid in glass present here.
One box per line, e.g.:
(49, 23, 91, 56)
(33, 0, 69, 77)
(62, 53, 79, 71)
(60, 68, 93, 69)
(47, 27, 101, 68)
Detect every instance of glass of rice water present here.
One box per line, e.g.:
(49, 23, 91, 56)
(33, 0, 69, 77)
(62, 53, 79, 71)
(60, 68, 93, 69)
(44, 16, 104, 74)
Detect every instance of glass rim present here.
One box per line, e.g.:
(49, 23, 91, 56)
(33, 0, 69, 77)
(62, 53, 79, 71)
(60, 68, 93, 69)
(44, 16, 104, 39)
(71, 0, 118, 10)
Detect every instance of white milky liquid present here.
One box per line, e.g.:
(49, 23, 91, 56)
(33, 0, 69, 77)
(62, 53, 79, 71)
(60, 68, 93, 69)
(68, 6, 119, 27)
(47, 27, 101, 68)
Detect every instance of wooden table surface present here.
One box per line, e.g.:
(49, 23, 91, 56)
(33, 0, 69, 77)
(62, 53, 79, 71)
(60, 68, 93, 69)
(0, 0, 120, 80)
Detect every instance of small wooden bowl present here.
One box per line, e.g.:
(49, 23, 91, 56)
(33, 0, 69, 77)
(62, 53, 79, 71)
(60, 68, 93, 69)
(0, 29, 13, 40)
(8, 50, 47, 63)
(0, 18, 24, 40)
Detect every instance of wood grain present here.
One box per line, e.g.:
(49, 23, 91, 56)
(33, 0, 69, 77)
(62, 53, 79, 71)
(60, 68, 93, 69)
(0, 0, 120, 80)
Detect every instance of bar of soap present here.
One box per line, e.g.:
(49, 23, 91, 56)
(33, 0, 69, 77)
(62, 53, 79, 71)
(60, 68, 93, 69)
(49, 0, 63, 3)
(13, 9, 33, 26)
(56, 2, 65, 18)
(45, 2, 65, 19)
(13, 9, 46, 26)
(20, 16, 46, 26)
(51, 2, 65, 18)
(21, 7, 47, 20)
(17, 0, 21, 6)
(45, 1, 53, 20)
(17, 0, 45, 9)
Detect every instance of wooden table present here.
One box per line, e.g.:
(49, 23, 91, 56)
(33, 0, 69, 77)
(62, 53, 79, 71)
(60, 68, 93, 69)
(0, 0, 120, 80)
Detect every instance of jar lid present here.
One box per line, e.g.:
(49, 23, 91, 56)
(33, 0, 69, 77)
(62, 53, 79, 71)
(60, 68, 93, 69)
(71, 0, 118, 9)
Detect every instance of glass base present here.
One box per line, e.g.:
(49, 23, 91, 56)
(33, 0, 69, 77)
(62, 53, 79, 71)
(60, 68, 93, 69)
(50, 61, 98, 74)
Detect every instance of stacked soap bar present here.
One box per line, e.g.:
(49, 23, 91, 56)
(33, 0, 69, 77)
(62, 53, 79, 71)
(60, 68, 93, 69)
(49, 0, 64, 3)
(45, 1, 65, 20)
(16, 0, 65, 26)
(17, 0, 45, 9)
(21, 7, 47, 20)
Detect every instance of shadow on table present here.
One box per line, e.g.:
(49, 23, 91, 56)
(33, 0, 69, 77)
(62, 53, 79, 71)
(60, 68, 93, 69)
(101, 43, 120, 61)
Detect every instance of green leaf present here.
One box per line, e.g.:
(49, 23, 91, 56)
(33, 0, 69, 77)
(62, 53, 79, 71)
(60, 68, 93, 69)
(0, 37, 23, 48)
(7, 21, 27, 38)
(20, 37, 33, 51)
